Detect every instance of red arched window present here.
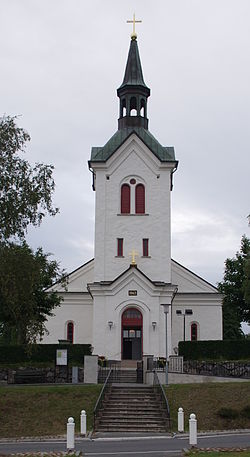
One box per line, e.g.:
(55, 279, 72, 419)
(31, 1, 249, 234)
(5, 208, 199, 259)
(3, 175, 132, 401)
(121, 184, 130, 214)
(135, 184, 145, 214)
(191, 323, 198, 341)
(67, 322, 74, 344)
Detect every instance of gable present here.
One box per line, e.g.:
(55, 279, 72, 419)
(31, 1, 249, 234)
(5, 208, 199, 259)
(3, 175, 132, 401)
(106, 137, 162, 178)
(49, 259, 94, 293)
(49, 258, 218, 294)
(171, 259, 218, 293)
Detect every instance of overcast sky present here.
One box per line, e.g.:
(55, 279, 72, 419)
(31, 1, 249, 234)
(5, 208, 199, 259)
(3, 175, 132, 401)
(1, 1, 249, 300)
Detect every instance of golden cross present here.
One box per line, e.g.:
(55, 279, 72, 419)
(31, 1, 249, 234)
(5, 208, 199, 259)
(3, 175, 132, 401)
(129, 249, 139, 265)
(127, 13, 142, 40)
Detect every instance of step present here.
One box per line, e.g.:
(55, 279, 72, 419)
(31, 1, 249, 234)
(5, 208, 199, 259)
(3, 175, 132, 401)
(100, 406, 165, 411)
(104, 396, 158, 400)
(103, 397, 160, 402)
(100, 415, 165, 421)
(96, 425, 167, 432)
(98, 416, 166, 422)
(100, 409, 165, 415)
(101, 409, 165, 415)
(120, 360, 140, 368)
(110, 389, 154, 393)
(108, 392, 156, 396)
(102, 399, 158, 410)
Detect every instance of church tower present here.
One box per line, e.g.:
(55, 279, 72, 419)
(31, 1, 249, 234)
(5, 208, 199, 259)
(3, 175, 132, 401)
(88, 33, 178, 360)
(43, 25, 223, 354)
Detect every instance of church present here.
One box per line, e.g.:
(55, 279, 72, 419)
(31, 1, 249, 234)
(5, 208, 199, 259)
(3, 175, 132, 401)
(43, 29, 223, 360)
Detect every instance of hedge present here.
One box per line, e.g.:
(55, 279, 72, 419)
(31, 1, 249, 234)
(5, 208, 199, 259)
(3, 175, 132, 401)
(178, 340, 250, 361)
(0, 344, 92, 365)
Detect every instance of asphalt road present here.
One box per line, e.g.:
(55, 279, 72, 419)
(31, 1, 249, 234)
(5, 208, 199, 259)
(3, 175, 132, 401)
(0, 432, 249, 456)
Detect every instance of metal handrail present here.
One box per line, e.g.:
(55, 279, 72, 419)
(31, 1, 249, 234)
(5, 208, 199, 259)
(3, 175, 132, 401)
(153, 369, 170, 417)
(93, 367, 113, 430)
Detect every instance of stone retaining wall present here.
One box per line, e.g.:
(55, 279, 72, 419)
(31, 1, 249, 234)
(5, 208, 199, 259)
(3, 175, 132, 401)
(0, 366, 85, 384)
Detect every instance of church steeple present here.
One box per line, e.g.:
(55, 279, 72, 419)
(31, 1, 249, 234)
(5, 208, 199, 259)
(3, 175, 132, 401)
(117, 36, 150, 130)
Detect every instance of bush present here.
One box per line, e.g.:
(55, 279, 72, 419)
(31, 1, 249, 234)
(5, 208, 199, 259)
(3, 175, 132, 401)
(217, 407, 239, 419)
(241, 405, 250, 418)
(178, 340, 250, 361)
(0, 344, 92, 366)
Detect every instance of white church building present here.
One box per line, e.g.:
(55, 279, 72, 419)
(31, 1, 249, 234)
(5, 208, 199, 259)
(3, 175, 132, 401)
(44, 33, 223, 360)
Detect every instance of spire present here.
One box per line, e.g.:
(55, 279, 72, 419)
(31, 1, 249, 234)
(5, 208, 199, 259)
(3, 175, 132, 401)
(117, 37, 150, 130)
(119, 38, 148, 89)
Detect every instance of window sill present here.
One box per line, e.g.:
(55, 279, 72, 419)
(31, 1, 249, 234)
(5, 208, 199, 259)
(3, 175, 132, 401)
(141, 256, 151, 258)
(115, 256, 125, 258)
(117, 213, 149, 216)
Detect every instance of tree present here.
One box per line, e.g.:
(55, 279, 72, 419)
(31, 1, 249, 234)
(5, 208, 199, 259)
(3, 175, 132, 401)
(243, 253, 250, 307)
(0, 242, 66, 344)
(218, 235, 250, 339)
(0, 115, 58, 241)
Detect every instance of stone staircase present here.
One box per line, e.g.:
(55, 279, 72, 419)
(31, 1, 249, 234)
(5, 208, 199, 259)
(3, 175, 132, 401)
(95, 384, 170, 432)
(112, 369, 137, 383)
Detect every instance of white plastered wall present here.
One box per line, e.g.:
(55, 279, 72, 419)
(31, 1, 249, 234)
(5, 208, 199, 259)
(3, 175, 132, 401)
(42, 293, 93, 344)
(171, 294, 223, 351)
(93, 135, 173, 284)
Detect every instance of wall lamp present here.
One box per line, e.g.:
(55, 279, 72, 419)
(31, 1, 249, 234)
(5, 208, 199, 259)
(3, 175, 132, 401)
(108, 321, 114, 330)
(152, 321, 157, 331)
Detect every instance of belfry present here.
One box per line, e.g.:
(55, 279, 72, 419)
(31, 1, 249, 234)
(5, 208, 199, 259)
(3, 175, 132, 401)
(44, 29, 223, 359)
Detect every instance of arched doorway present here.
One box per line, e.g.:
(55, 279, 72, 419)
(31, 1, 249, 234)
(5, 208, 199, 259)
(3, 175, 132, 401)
(122, 308, 143, 360)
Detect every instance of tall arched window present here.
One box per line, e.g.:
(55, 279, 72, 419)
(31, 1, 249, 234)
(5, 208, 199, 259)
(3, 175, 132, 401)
(67, 322, 74, 344)
(121, 184, 130, 214)
(191, 323, 198, 341)
(135, 184, 145, 214)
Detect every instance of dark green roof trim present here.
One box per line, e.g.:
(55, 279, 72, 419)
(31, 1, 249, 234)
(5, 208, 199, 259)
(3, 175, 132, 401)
(90, 127, 177, 164)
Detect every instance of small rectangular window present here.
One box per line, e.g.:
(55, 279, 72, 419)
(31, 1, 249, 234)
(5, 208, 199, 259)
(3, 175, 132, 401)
(117, 238, 123, 257)
(142, 238, 149, 256)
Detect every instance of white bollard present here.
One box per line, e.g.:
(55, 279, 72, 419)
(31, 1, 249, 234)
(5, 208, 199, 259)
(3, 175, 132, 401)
(189, 413, 197, 446)
(178, 407, 184, 432)
(67, 417, 75, 450)
(80, 409, 87, 436)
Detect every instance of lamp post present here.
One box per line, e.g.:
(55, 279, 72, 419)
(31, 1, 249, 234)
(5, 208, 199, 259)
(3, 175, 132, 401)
(160, 304, 170, 385)
(176, 309, 193, 341)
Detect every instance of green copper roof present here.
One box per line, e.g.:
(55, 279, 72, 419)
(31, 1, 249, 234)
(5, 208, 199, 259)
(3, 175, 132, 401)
(90, 128, 176, 163)
(118, 39, 149, 90)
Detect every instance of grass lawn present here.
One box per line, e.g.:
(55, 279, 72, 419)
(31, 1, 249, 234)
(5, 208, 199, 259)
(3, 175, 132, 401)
(0, 385, 102, 438)
(166, 382, 250, 431)
(0, 382, 250, 438)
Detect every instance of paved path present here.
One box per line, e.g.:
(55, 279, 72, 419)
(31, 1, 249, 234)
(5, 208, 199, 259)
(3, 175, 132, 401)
(0, 432, 250, 456)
